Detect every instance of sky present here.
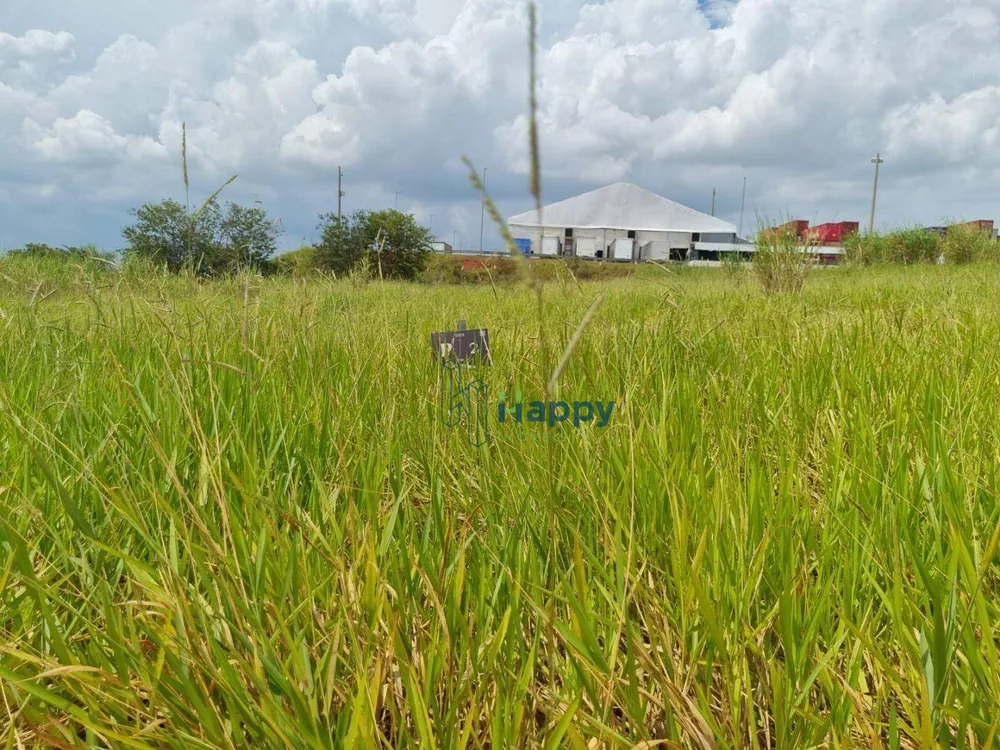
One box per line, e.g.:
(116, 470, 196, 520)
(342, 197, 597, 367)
(1, 0, 998, 253)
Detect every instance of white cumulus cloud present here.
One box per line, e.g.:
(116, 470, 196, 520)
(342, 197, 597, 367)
(1, 0, 999, 252)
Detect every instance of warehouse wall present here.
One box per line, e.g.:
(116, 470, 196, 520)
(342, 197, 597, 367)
(700, 232, 738, 243)
(509, 225, 706, 258)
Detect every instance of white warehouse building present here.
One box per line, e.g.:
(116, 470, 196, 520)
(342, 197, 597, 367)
(507, 182, 742, 262)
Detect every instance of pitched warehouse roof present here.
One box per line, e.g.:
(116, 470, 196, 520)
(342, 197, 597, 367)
(507, 182, 737, 234)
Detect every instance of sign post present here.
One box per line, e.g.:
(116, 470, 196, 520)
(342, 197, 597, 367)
(432, 322, 491, 446)
(431, 325, 492, 366)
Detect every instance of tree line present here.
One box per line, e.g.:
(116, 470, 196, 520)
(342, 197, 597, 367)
(8, 198, 435, 281)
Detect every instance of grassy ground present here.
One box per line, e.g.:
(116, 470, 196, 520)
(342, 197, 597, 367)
(2, 257, 1000, 747)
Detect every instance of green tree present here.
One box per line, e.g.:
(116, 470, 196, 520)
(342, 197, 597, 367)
(315, 209, 432, 280)
(122, 199, 279, 275)
(314, 214, 364, 277)
(122, 199, 214, 273)
(218, 203, 280, 274)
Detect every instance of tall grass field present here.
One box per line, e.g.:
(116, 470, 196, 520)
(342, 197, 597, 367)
(3, 257, 1000, 748)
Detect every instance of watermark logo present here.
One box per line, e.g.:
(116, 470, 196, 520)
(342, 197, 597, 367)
(432, 321, 615, 445)
(440, 360, 490, 447)
(497, 392, 615, 428)
(439, 372, 616, 446)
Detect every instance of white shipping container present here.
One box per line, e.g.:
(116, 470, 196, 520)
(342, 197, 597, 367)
(575, 237, 597, 258)
(541, 236, 561, 256)
(612, 238, 635, 261)
(639, 241, 670, 261)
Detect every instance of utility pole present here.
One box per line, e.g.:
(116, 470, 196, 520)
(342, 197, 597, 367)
(429, 214, 434, 235)
(337, 167, 345, 226)
(453, 230, 457, 252)
(869, 153, 884, 234)
(738, 177, 747, 239)
(711, 188, 716, 217)
(395, 190, 402, 211)
(480, 167, 488, 253)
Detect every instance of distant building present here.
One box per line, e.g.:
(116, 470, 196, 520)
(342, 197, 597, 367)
(507, 182, 739, 262)
(431, 242, 454, 254)
(924, 221, 998, 240)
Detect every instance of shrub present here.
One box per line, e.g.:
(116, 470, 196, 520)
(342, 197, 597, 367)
(217, 203, 281, 274)
(844, 228, 939, 265)
(315, 210, 432, 281)
(753, 219, 812, 294)
(886, 228, 939, 264)
(843, 232, 887, 266)
(720, 251, 750, 283)
(9, 242, 115, 263)
(122, 199, 279, 276)
(120, 254, 164, 282)
(420, 255, 519, 284)
(273, 246, 319, 277)
(420, 255, 634, 285)
(555, 256, 634, 281)
(845, 225, 998, 266)
(941, 224, 999, 264)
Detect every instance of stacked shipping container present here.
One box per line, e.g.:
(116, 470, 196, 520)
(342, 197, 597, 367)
(759, 220, 861, 248)
(759, 220, 810, 242)
(923, 222, 998, 240)
(955, 220, 995, 235)
(808, 222, 860, 246)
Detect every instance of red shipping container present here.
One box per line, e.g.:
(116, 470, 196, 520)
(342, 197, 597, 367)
(761, 220, 809, 242)
(837, 221, 860, 240)
(955, 220, 994, 234)
(808, 224, 833, 243)
(783, 220, 810, 239)
(808, 221, 859, 244)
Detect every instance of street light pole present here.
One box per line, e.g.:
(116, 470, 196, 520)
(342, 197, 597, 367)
(337, 166, 345, 226)
(429, 214, 434, 235)
(480, 167, 487, 253)
(868, 153, 884, 234)
(395, 190, 402, 211)
(711, 188, 716, 217)
(738, 176, 747, 239)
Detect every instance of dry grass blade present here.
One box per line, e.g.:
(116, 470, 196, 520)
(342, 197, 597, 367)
(193, 175, 239, 221)
(528, 2, 541, 214)
(462, 157, 533, 284)
(548, 291, 604, 395)
(181, 122, 190, 214)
